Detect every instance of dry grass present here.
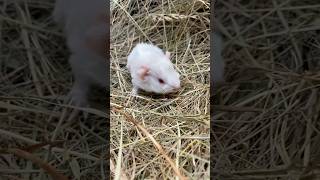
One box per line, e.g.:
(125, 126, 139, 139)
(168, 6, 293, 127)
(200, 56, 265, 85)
(110, 0, 210, 179)
(0, 0, 107, 179)
(213, 0, 320, 179)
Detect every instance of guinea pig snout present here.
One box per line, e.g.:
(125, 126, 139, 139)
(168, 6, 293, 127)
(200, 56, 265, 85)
(172, 83, 181, 90)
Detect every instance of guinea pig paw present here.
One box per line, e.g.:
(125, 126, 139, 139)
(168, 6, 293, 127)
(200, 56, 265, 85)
(165, 51, 171, 59)
(130, 87, 138, 96)
(67, 92, 90, 119)
(67, 88, 89, 107)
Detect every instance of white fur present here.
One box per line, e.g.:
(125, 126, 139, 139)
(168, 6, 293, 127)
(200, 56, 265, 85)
(127, 43, 181, 94)
(53, 0, 107, 106)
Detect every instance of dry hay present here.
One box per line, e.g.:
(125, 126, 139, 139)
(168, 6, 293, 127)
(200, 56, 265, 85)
(110, 0, 210, 179)
(213, 0, 320, 179)
(0, 0, 107, 179)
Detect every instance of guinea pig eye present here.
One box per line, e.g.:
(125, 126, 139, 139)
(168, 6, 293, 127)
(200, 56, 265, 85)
(158, 78, 165, 84)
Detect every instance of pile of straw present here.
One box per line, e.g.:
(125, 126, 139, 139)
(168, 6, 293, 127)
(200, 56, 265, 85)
(213, 0, 320, 179)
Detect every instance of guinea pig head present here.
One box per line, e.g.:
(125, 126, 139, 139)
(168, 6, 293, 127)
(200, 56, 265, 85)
(137, 52, 181, 94)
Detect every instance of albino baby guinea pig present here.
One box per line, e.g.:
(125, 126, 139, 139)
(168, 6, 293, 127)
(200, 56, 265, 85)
(53, 0, 108, 106)
(127, 43, 181, 95)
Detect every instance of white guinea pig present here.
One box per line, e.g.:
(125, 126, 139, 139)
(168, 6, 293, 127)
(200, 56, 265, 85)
(53, 0, 108, 106)
(127, 43, 181, 95)
(212, 32, 225, 84)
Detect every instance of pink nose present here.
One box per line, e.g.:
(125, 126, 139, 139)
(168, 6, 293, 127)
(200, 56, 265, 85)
(173, 84, 181, 90)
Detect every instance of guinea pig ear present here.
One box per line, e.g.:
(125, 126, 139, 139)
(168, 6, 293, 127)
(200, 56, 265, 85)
(165, 51, 171, 60)
(138, 65, 150, 80)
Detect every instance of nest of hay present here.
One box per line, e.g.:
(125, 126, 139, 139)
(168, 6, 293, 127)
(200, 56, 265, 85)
(213, 0, 320, 179)
(0, 1, 107, 179)
(110, 0, 210, 179)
